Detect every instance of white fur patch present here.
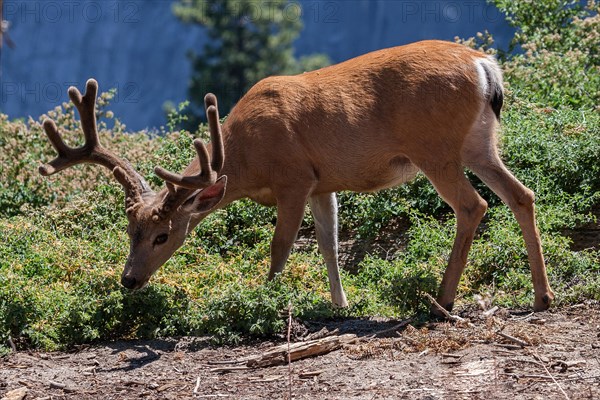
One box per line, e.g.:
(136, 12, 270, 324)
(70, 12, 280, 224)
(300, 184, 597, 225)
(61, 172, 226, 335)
(474, 56, 504, 100)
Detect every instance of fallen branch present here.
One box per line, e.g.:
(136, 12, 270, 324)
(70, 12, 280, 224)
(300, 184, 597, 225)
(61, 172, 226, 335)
(535, 350, 570, 400)
(304, 327, 339, 341)
(441, 353, 463, 359)
(298, 369, 326, 379)
(371, 319, 413, 338)
(424, 293, 471, 325)
(286, 302, 292, 400)
(482, 306, 499, 318)
(551, 360, 587, 372)
(209, 365, 250, 372)
(49, 381, 76, 393)
(496, 331, 529, 347)
(493, 343, 524, 351)
(210, 334, 358, 372)
(248, 375, 284, 382)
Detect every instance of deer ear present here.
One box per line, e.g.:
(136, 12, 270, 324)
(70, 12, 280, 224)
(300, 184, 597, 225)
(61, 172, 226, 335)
(181, 176, 227, 214)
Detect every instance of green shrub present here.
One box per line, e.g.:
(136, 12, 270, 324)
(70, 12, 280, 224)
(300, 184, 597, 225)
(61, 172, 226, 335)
(1, 0, 599, 352)
(494, 0, 600, 109)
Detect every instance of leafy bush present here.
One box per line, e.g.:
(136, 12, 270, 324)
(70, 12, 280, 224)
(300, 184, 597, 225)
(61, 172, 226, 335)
(495, 0, 600, 109)
(1, 0, 599, 352)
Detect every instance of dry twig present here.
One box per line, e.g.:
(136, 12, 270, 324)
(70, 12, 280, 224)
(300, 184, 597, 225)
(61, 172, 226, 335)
(482, 306, 499, 318)
(286, 302, 292, 400)
(534, 350, 570, 400)
(496, 330, 530, 347)
(424, 293, 472, 326)
(370, 319, 413, 338)
(298, 369, 326, 379)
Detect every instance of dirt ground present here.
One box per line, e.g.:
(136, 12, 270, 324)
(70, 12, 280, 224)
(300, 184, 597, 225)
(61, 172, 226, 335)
(2, 301, 600, 400)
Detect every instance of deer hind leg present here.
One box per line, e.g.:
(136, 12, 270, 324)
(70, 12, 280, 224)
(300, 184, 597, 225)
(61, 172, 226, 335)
(466, 154, 554, 311)
(309, 192, 348, 307)
(417, 160, 488, 314)
(463, 113, 554, 311)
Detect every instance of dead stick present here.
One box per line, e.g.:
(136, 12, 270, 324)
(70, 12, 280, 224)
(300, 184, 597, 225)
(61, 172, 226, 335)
(423, 293, 466, 322)
(502, 372, 554, 381)
(441, 353, 463, 358)
(286, 302, 292, 400)
(496, 331, 529, 347)
(493, 343, 524, 350)
(212, 334, 358, 371)
(50, 382, 66, 390)
(206, 359, 247, 365)
(534, 350, 570, 400)
(372, 319, 413, 338)
(7, 336, 16, 353)
(210, 366, 251, 373)
(298, 369, 326, 379)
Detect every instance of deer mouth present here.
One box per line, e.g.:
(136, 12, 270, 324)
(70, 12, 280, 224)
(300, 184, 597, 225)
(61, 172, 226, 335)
(120, 274, 150, 290)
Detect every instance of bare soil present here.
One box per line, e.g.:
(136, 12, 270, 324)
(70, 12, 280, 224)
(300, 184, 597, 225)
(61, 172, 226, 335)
(2, 302, 600, 400)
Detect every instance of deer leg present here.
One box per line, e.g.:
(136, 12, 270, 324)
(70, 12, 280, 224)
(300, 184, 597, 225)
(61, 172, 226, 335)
(419, 163, 488, 315)
(309, 192, 348, 307)
(468, 157, 554, 311)
(268, 191, 310, 280)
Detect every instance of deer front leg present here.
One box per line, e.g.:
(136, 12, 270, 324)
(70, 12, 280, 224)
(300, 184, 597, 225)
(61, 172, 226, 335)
(309, 192, 348, 307)
(268, 191, 310, 280)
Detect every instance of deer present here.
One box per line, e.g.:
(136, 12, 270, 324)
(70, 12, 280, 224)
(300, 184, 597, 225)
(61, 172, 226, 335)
(39, 40, 554, 315)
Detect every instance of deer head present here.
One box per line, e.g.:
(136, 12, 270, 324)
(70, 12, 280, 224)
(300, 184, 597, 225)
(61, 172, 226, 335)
(39, 79, 227, 289)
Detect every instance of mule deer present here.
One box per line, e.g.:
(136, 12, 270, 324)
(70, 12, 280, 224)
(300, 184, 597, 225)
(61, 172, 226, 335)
(40, 40, 554, 314)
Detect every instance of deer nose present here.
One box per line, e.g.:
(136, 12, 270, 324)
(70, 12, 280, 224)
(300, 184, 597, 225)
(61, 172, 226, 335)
(121, 275, 138, 289)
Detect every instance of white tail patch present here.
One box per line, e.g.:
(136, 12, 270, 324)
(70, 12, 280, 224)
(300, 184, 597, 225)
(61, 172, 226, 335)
(474, 56, 504, 102)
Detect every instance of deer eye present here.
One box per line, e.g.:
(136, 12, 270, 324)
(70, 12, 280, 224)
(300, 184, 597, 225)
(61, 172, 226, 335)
(154, 234, 169, 246)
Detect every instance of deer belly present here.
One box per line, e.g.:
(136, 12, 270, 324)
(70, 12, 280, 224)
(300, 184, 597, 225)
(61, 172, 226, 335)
(248, 187, 277, 206)
(345, 156, 419, 193)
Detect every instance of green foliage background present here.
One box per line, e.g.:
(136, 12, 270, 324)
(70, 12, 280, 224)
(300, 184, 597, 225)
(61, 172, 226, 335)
(0, 1, 599, 353)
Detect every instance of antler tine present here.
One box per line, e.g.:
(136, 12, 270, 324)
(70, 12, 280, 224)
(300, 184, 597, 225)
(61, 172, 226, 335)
(68, 79, 100, 149)
(39, 79, 103, 176)
(39, 79, 148, 205)
(154, 93, 225, 191)
(38, 119, 74, 175)
(206, 102, 224, 173)
(154, 138, 217, 189)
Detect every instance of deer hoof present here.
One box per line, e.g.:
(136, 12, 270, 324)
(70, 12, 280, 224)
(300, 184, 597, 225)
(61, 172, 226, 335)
(533, 291, 554, 312)
(332, 295, 349, 308)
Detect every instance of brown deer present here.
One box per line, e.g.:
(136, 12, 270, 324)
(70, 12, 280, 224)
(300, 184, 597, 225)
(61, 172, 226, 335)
(40, 40, 554, 314)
